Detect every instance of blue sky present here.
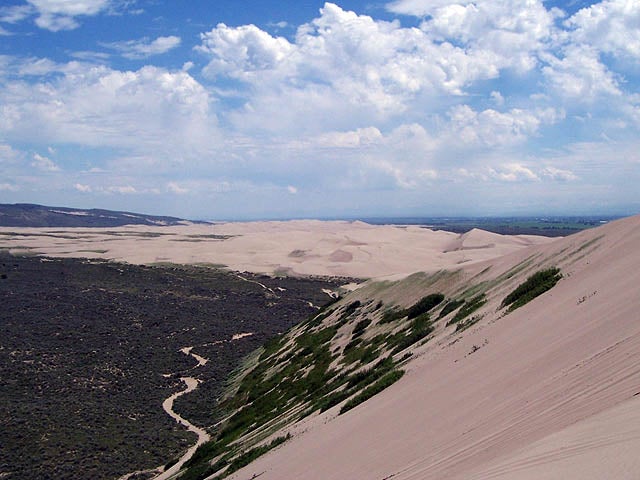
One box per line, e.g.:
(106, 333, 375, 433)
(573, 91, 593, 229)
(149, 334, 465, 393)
(0, 0, 639, 220)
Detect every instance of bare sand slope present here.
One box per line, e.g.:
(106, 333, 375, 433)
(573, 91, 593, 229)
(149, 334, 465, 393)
(0, 221, 553, 278)
(227, 215, 640, 480)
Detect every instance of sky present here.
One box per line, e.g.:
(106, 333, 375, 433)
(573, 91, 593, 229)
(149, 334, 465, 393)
(0, 0, 639, 220)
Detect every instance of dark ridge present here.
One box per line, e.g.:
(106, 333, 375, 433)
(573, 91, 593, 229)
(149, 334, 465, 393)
(0, 203, 202, 227)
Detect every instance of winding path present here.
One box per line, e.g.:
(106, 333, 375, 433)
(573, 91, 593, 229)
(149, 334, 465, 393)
(152, 348, 211, 480)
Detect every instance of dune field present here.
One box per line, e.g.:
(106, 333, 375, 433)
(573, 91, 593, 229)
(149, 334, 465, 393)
(0, 220, 553, 279)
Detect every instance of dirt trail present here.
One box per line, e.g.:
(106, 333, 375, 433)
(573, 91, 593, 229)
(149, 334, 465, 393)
(152, 348, 211, 480)
(154, 376, 211, 480)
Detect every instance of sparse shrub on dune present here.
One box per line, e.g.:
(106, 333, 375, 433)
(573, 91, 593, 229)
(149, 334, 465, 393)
(407, 293, 445, 319)
(447, 294, 487, 326)
(226, 434, 291, 475)
(344, 300, 362, 317)
(380, 307, 408, 324)
(438, 298, 465, 319)
(339, 369, 405, 414)
(501, 267, 562, 312)
(352, 318, 372, 338)
(390, 314, 434, 354)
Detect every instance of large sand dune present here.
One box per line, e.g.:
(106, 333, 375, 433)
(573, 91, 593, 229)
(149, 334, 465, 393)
(0, 221, 553, 278)
(225, 215, 640, 480)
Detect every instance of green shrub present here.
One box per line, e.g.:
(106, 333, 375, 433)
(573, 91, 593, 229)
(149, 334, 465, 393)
(438, 299, 464, 319)
(318, 357, 394, 412)
(352, 318, 372, 338)
(380, 307, 407, 324)
(295, 326, 337, 350)
(501, 267, 562, 312)
(183, 440, 226, 469)
(178, 462, 218, 480)
(406, 293, 445, 319)
(448, 294, 486, 325)
(259, 334, 285, 360)
(343, 300, 361, 317)
(226, 434, 290, 475)
(339, 369, 405, 414)
(390, 326, 433, 354)
(388, 313, 434, 354)
(454, 314, 482, 332)
(344, 337, 362, 352)
(342, 343, 380, 365)
(345, 357, 394, 390)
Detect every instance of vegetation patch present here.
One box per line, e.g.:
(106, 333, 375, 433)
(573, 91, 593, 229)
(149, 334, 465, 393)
(318, 357, 394, 413)
(406, 293, 445, 319)
(351, 318, 372, 338)
(438, 299, 465, 319)
(447, 294, 487, 326)
(226, 434, 291, 476)
(455, 314, 483, 332)
(339, 369, 405, 414)
(343, 300, 361, 317)
(501, 267, 562, 312)
(380, 307, 407, 324)
(389, 313, 434, 354)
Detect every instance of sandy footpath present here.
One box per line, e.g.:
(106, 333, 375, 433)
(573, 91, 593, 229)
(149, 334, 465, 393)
(0, 220, 553, 279)
(224, 215, 640, 480)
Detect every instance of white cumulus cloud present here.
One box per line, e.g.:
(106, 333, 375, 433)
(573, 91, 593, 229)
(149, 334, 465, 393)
(27, 0, 111, 31)
(566, 0, 640, 59)
(167, 181, 188, 194)
(489, 163, 539, 182)
(32, 152, 60, 171)
(198, 23, 293, 79)
(541, 45, 622, 100)
(74, 183, 92, 192)
(101, 36, 182, 59)
(542, 166, 578, 181)
(0, 63, 216, 155)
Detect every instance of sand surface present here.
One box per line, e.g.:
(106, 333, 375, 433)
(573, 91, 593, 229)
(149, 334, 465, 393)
(0, 220, 553, 279)
(224, 215, 640, 480)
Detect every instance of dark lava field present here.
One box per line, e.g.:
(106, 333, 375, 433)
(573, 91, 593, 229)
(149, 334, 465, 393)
(0, 251, 345, 479)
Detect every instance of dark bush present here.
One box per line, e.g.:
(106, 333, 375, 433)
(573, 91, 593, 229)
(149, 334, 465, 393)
(501, 267, 562, 312)
(406, 293, 445, 319)
(380, 307, 407, 324)
(339, 369, 405, 414)
(343, 300, 361, 317)
(226, 434, 290, 475)
(352, 318, 372, 338)
(447, 294, 486, 325)
(437, 298, 464, 319)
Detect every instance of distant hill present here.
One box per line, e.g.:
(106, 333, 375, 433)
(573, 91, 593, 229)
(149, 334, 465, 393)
(0, 203, 194, 227)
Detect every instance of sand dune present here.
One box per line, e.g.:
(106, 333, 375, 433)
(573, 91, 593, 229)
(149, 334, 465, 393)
(225, 215, 640, 480)
(0, 221, 553, 279)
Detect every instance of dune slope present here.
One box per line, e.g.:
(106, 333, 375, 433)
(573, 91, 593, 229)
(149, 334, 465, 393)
(226, 215, 640, 480)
